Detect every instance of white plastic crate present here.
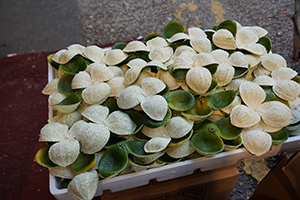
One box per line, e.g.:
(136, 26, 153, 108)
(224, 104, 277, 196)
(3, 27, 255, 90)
(47, 60, 300, 200)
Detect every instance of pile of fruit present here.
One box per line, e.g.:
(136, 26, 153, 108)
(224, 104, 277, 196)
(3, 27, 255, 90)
(34, 20, 300, 200)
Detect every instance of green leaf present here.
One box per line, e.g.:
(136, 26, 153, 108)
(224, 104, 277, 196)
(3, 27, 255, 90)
(211, 24, 218, 31)
(269, 128, 289, 146)
(205, 30, 215, 42)
(59, 179, 71, 189)
(263, 87, 289, 107)
(182, 98, 213, 122)
(204, 64, 219, 75)
(223, 136, 242, 151)
(134, 131, 152, 141)
(59, 55, 88, 75)
(163, 20, 186, 39)
(98, 144, 128, 178)
(102, 97, 119, 113)
(169, 130, 193, 146)
(143, 108, 172, 128)
(191, 123, 224, 156)
(54, 93, 81, 106)
(215, 117, 242, 140)
(125, 140, 154, 158)
(34, 144, 58, 168)
(105, 135, 127, 148)
(205, 80, 218, 94)
(206, 90, 237, 110)
(47, 54, 60, 70)
(128, 155, 155, 167)
(292, 75, 300, 84)
(158, 84, 170, 98)
(70, 152, 96, 172)
(123, 110, 144, 134)
(258, 36, 272, 53)
(112, 42, 128, 50)
(167, 90, 196, 111)
(59, 178, 72, 189)
(157, 153, 181, 164)
(168, 40, 190, 50)
(144, 32, 161, 42)
(58, 73, 75, 94)
(167, 64, 188, 82)
(124, 51, 151, 63)
(193, 119, 212, 132)
(216, 20, 237, 37)
(234, 67, 249, 78)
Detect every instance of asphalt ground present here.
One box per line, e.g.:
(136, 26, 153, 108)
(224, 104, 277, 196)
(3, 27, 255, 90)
(1, 0, 300, 70)
(1, 0, 299, 199)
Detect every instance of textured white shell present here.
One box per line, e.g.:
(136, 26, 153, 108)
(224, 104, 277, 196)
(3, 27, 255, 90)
(39, 122, 70, 142)
(48, 92, 66, 106)
(75, 123, 110, 154)
(241, 129, 272, 156)
(141, 95, 168, 121)
(273, 80, 300, 101)
(248, 26, 268, 38)
(142, 125, 167, 138)
(82, 45, 104, 63)
(239, 82, 266, 109)
(42, 78, 59, 95)
(188, 27, 207, 38)
(271, 67, 298, 82)
(90, 63, 114, 82)
(212, 65, 235, 86)
(230, 105, 260, 128)
(236, 27, 258, 49)
(52, 49, 81, 64)
(228, 51, 248, 68)
(167, 32, 190, 43)
(166, 140, 195, 158)
(261, 53, 287, 71)
(49, 166, 79, 179)
(117, 85, 144, 109)
(166, 116, 193, 139)
(48, 111, 82, 127)
(107, 76, 127, 97)
(146, 37, 168, 50)
(242, 43, 267, 56)
(252, 75, 276, 86)
(81, 104, 109, 124)
(144, 137, 171, 153)
(72, 71, 92, 89)
(260, 101, 293, 127)
(104, 49, 128, 66)
(105, 111, 137, 135)
(82, 83, 111, 105)
(149, 46, 173, 63)
(156, 69, 182, 91)
(173, 51, 194, 70)
(141, 77, 166, 96)
(193, 53, 218, 68)
(190, 37, 211, 53)
(48, 139, 80, 167)
(186, 67, 212, 93)
(212, 29, 236, 50)
(123, 41, 150, 52)
(68, 170, 99, 200)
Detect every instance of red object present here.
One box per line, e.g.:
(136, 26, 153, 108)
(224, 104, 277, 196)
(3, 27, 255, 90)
(0, 52, 56, 200)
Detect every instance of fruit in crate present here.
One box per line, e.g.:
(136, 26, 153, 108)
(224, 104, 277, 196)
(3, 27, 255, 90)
(35, 19, 300, 200)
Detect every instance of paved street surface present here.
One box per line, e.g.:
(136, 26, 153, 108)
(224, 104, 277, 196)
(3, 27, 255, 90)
(1, 0, 299, 71)
(0, 0, 299, 200)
